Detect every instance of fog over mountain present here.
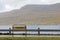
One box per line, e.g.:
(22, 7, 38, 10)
(0, 3, 60, 25)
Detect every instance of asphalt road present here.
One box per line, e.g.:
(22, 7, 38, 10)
(0, 35, 60, 37)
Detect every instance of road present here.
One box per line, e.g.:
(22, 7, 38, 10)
(0, 35, 60, 37)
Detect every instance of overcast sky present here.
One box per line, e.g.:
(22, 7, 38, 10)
(0, 0, 60, 12)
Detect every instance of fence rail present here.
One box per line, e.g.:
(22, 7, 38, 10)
(0, 29, 60, 31)
(0, 28, 60, 35)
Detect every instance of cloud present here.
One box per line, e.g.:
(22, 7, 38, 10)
(0, 0, 60, 12)
(0, 0, 29, 12)
(29, 0, 60, 4)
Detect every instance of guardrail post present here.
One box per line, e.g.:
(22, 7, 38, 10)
(9, 28, 11, 35)
(25, 29, 27, 37)
(38, 28, 40, 35)
(25, 26, 27, 37)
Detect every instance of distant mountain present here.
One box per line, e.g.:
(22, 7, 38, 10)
(0, 3, 60, 25)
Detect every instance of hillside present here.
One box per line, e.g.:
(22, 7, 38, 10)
(0, 3, 60, 25)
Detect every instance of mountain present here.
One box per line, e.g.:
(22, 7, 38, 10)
(0, 3, 60, 25)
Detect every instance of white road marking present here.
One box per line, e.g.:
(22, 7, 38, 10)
(0, 35, 60, 37)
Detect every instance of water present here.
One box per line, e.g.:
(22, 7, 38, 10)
(0, 25, 60, 34)
(27, 25, 60, 34)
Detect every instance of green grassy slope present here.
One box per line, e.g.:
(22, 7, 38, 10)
(0, 37, 60, 40)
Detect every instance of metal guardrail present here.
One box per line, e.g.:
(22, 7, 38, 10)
(0, 28, 60, 35)
(0, 29, 60, 31)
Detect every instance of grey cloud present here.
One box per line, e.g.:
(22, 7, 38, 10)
(0, 0, 28, 12)
(0, 1, 5, 10)
(0, 0, 60, 12)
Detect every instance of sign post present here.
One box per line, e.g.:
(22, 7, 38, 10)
(12, 24, 26, 37)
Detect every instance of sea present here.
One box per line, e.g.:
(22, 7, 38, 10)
(0, 24, 60, 34)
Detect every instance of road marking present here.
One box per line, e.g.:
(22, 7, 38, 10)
(0, 35, 60, 37)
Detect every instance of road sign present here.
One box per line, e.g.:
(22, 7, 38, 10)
(12, 24, 26, 30)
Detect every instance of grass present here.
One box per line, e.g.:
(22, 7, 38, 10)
(0, 37, 60, 40)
